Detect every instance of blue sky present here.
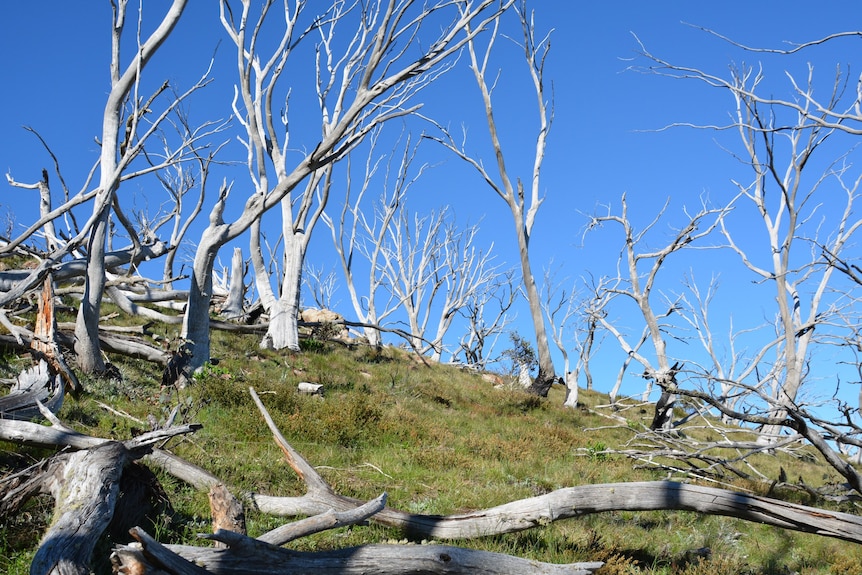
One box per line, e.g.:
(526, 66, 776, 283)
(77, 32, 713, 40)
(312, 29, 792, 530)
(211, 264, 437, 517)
(1, 1, 861, 405)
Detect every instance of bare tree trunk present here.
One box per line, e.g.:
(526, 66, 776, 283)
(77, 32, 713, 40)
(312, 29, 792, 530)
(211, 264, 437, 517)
(563, 370, 579, 408)
(5, 169, 60, 251)
(75, 207, 110, 373)
(261, 232, 304, 351)
(519, 228, 556, 395)
(220, 247, 246, 320)
(431, 7, 557, 395)
(74, 0, 189, 374)
(182, 232, 220, 374)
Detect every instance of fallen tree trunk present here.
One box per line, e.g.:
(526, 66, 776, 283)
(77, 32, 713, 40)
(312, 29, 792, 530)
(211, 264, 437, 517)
(245, 387, 862, 544)
(6, 392, 862, 550)
(113, 526, 604, 575)
(7, 388, 862, 574)
(30, 441, 130, 575)
(0, 328, 172, 367)
(0, 410, 202, 575)
(0, 242, 169, 292)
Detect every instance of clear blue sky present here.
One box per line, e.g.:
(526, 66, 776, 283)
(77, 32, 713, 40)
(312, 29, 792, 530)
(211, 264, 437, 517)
(1, 2, 860, 404)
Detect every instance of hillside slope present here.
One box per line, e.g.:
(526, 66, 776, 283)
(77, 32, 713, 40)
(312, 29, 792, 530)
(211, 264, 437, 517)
(2, 329, 862, 574)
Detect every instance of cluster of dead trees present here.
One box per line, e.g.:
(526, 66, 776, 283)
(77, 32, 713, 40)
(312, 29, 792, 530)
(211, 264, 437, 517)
(4, 1, 862, 572)
(2, 0, 561, 397)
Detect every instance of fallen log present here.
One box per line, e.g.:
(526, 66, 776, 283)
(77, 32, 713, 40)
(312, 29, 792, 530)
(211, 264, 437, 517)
(0, 328, 171, 367)
(0, 416, 202, 575)
(30, 441, 130, 575)
(0, 413, 201, 452)
(112, 526, 605, 575)
(0, 241, 169, 292)
(245, 387, 862, 544)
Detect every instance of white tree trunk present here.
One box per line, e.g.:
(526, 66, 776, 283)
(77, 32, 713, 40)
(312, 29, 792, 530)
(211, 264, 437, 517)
(74, 208, 110, 373)
(517, 360, 532, 389)
(563, 371, 579, 408)
(182, 232, 220, 374)
(262, 233, 304, 351)
(221, 247, 246, 320)
(74, 0, 189, 374)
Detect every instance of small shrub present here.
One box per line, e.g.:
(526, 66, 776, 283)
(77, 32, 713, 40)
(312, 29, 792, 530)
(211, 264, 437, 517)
(299, 337, 327, 353)
(587, 441, 609, 461)
(312, 321, 344, 341)
(831, 553, 862, 575)
(195, 371, 248, 408)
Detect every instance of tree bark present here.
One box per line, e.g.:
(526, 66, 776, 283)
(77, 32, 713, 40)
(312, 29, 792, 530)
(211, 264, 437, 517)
(30, 441, 129, 575)
(75, 208, 111, 374)
(114, 526, 604, 575)
(562, 371, 579, 408)
(32, 274, 80, 393)
(208, 482, 246, 547)
(517, 225, 556, 397)
(261, 231, 304, 351)
(220, 247, 246, 320)
(0, 361, 64, 421)
(182, 228, 221, 374)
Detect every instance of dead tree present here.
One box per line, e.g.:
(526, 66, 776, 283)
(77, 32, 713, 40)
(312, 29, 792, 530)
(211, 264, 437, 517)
(634, 29, 862, 444)
(321, 128, 427, 348)
(376, 206, 498, 360)
(586, 194, 726, 428)
(74, 0, 192, 375)
(455, 269, 518, 368)
(5, 169, 60, 252)
(429, 1, 557, 395)
(541, 265, 583, 407)
(1, 1, 219, 378)
(8, 387, 862, 574)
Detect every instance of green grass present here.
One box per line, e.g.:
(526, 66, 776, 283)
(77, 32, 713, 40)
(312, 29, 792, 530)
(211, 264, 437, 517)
(2, 328, 862, 574)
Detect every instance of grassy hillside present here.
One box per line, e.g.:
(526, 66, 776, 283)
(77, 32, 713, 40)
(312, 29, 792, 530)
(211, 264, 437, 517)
(2, 326, 862, 574)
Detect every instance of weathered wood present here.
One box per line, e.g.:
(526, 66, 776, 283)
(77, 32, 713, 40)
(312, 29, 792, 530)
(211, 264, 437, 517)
(208, 483, 246, 547)
(0, 418, 202, 574)
(0, 242, 170, 292)
(106, 284, 183, 324)
(219, 247, 246, 320)
(0, 327, 171, 367)
(257, 493, 387, 546)
(0, 360, 64, 420)
(0, 417, 200, 452)
(31, 274, 81, 393)
(145, 448, 224, 490)
(296, 381, 323, 395)
(249, 479, 862, 543)
(113, 526, 604, 575)
(31, 442, 129, 575)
